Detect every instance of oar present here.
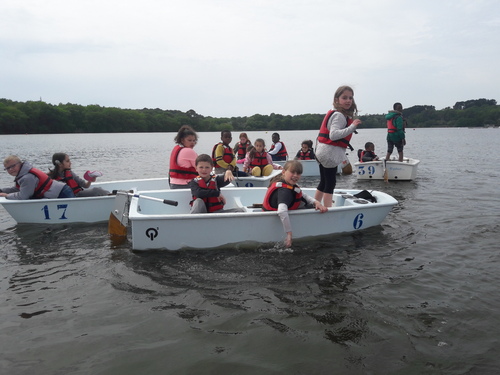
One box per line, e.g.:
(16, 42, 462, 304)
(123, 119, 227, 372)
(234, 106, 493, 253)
(112, 191, 178, 206)
(108, 192, 178, 238)
(383, 159, 389, 183)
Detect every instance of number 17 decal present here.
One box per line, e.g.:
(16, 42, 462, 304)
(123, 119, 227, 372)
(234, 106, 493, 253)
(42, 204, 69, 220)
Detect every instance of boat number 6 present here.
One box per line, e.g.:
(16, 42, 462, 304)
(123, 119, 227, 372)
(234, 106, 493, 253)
(42, 204, 69, 220)
(353, 213, 364, 229)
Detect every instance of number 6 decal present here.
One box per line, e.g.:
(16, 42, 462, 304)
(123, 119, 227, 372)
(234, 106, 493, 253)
(353, 213, 364, 229)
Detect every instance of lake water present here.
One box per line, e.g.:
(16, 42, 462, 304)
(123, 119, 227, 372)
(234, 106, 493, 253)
(0, 128, 499, 374)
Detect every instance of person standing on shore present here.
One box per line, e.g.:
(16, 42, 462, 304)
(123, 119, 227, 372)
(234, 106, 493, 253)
(385, 102, 406, 162)
(315, 85, 361, 207)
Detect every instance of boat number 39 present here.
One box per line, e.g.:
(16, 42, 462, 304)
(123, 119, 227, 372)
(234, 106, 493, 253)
(357, 165, 376, 175)
(353, 213, 364, 229)
(42, 204, 69, 220)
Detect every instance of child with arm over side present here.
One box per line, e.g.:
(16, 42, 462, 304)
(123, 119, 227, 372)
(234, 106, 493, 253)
(263, 160, 327, 247)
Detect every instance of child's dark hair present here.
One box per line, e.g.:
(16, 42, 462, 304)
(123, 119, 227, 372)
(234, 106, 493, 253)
(364, 142, 374, 149)
(174, 125, 198, 144)
(302, 140, 313, 149)
(47, 153, 68, 178)
(248, 138, 265, 160)
(221, 130, 232, 137)
(195, 154, 214, 166)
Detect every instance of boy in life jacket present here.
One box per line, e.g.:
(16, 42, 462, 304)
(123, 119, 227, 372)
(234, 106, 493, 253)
(212, 130, 237, 174)
(268, 132, 288, 161)
(385, 102, 406, 162)
(0, 155, 75, 199)
(294, 140, 316, 160)
(358, 142, 379, 162)
(189, 154, 234, 214)
(263, 160, 327, 248)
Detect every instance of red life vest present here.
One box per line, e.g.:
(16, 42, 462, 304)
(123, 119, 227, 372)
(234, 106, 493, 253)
(297, 149, 314, 160)
(16, 167, 53, 199)
(269, 141, 288, 158)
(387, 114, 400, 133)
(191, 176, 224, 212)
(263, 181, 303, 211)
(317, 110, 354, 150)
(169, 145, 198, 181)
(249, 151, 270, 168)
(235, 141, 251, 160)
(212, 143, 235, 167)
(55, 169, 82, 194)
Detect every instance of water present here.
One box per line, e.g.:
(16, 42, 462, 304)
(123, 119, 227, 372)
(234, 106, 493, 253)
(0, 128, 499, 374)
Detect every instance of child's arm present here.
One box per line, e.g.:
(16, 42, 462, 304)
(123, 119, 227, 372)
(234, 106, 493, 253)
(266, 153, 282, 169)
(277, 203, 293, 247)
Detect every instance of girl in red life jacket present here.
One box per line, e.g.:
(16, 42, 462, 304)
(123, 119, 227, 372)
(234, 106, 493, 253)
(234, 133, 252, 163)
(315, 85, 361, 207)
(294, 140, 316, 160)
(48, 153, 110, 197)
(263, 160, 327, 248)
(169, 125, 199, 189)
(243, 138, 283, 176)
(189, 154, 234, 213)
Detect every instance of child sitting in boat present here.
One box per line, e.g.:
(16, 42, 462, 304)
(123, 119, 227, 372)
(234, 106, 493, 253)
(294, 140, 316, 160)
(233, 132, 252, 164)
(48, 153, 110, 197)
(243, 138, 282, 177)
(357, 142, 379, 162)
(0, 155, 75, 199)
(212, 130, 247, 176)
(263, 160, 327, 247)
(189, 154, 234, 214)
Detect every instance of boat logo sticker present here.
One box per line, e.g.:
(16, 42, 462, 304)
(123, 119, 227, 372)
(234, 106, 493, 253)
(146, 227, 159, 241)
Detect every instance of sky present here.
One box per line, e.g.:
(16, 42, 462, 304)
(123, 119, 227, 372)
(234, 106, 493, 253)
(1, 0, 499, 117)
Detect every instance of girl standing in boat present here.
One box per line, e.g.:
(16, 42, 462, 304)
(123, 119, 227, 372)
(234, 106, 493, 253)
(169, 125, 199, 189)
(315, 85, 361, 207)
(263, 160, 327, 248)
(48, 153, 110, 197)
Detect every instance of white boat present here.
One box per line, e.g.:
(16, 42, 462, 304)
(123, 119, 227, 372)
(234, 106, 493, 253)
(121, 187, 397, 251)
(231, 169, 281, 187)
(0, 177, 171, 224)
(0, 171, 283, 225)
(354, 158, 420, 181)
(275, 154, 352, 177)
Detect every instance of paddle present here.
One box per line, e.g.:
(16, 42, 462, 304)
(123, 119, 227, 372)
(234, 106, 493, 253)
(108, 191, 178, 238)
(111, 191, 178, 206)
(383, 159, 389, 183)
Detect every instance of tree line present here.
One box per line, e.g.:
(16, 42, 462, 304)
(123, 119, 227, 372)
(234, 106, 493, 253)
(0, 97, 498, 134)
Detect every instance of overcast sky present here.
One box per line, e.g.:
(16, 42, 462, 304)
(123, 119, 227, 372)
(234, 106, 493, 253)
(1, 0, 499, 117)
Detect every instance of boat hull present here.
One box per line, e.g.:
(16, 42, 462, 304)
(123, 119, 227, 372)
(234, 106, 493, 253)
(354, 158, 420, 181)
(0, 178, 170, 224)
(128, 187, 397, 251)
(231, 169, 281, 187)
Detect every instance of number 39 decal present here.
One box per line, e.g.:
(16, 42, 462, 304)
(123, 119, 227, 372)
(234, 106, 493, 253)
(357, 165, 375, 175)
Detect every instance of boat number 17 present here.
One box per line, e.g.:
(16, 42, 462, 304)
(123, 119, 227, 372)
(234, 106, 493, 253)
(42, 204, 69, 220)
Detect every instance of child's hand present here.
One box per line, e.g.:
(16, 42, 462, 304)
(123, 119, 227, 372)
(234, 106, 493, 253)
(352, 119, 362, 127)
(224, 169, 234, 182)
(219, 194, 226, 205)
(284, 232, 293, 248)
(314, 201, 328, 213)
